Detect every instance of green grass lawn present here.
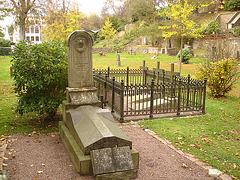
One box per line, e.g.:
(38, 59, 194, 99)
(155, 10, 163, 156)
(1, 53, 239, 178)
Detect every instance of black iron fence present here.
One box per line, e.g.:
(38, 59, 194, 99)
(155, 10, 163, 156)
(93, 61, 207, 122)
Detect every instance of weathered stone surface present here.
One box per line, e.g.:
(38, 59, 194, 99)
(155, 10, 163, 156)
(66, 87, 99, 105)
(0, 170, 7, 180)
(59, 121, 139, 175)
(67, 30, 93, 88)
(91, 146, 134, 175)
(91, 148, 115, 175)
(112, 146, 134, 172)
(59, 121, 92, 175)
(209, 169, 223, 177)
(65, 105, 132, 155)
(96, 169, 137, 180)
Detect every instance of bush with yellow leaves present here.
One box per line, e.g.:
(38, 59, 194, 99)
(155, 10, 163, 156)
(196, 58, 239, 98)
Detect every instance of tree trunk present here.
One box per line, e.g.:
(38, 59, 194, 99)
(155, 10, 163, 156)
(179, 36, 183, 73)
(19, 17, 26, 41)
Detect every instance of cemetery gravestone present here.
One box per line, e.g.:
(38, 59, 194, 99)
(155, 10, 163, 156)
(59, 30, 139, 179)
(66, 30, 99, 105)
(116, 53, 121, 67)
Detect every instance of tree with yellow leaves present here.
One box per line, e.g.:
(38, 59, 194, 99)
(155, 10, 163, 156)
(42, 6, 85, 41)
(100, 17, 117, 46)
(158, 0, 205, 73)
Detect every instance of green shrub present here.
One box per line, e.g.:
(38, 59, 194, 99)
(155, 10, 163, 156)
(203, 20, 220, 35)
(224, 0, 240, 11)
(232, 26, 240, 37)
(0, 47, 11, 55)
(196, 58, 239, 98)
(176, 48, 192, 64)
(0, 39, 12, 47)
(11, 40, 68, 119)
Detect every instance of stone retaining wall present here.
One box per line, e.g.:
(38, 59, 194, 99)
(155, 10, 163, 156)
(193, 37, 240, 58)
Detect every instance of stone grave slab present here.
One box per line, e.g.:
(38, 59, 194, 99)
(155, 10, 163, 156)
(112, 146, 134, 172)
(130, 98, 169, 111)
(91, 148, 115, 175)
(91, 146, 135, 179)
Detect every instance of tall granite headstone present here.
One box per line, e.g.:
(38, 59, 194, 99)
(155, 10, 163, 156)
(66, 30, 99, 105)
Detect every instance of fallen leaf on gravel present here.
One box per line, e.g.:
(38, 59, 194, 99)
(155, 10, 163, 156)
(69, 165, 72, 167)
(37, 171, 43, 174)
(32, 177, 38, 180)
(3, 157, 8, 160)
(42, 164, 45, 166)
(30, 164, 34, 167)
(2, 163, 7, 167)
(182, 163, 188, 168)
(233, 163, 237, 169)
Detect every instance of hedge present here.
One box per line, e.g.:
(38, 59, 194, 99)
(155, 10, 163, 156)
(0, 47, 11, 56)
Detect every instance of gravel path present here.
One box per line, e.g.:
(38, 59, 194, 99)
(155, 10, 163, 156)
(4, 125, 216, 180)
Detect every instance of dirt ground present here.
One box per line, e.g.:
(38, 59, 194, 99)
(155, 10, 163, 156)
(4, 124, 217, 180)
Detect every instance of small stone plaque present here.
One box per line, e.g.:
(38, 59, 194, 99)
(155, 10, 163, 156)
(112, 146, 134, 172)
(91, 146, 134, 176)
(91, 148, 115, 175)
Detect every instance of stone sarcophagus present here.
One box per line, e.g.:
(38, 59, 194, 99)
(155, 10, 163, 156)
(65, 105, 132, 155)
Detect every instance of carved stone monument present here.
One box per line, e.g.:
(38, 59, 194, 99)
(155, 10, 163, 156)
(66, 30, 99, 105)
(59, 31, 139, 179)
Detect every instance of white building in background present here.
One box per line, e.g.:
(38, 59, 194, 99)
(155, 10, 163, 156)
(1, 26, 11, 40)
(12, 18, 43, 44)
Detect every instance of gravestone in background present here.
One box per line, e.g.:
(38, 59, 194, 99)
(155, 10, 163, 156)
(116, 53, 121, 67)
(59, 30, 139, 179)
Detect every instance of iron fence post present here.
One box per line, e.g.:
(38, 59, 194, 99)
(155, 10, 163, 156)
(149, 78, 154, 119)
(108, 66, 110, 77)
(104, 75, 108, 106)
(171, 63, 174, 83)
(143, 60, 145, 85)
(202, 77, 207, 114)
(187, 74, 190, 108)
(127, 66, 129, 85)
(111, 77, 115, 113)
(162, 70, 165, 84)
(177, 77, 182, 116)
(120, 79, 124, 123)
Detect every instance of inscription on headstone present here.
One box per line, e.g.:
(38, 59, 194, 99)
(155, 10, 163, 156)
(112, 146, 134, 172)
(68, 31, 93, 88)
(91, 148, 115, 175)
(91, 146, 134, 176)
(65, 30, 99, 105)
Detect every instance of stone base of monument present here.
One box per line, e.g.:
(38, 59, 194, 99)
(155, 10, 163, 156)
(59, 106, 139, 177)
(66, 87, 100, 105)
